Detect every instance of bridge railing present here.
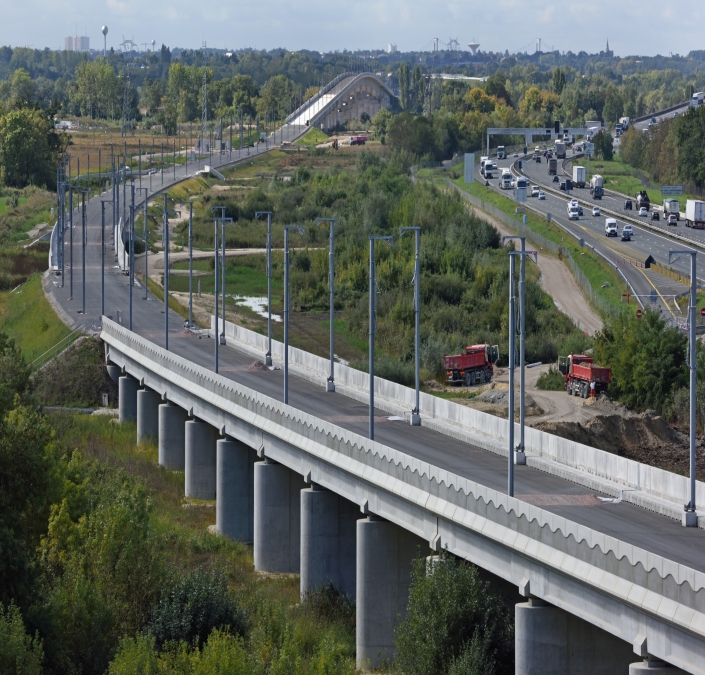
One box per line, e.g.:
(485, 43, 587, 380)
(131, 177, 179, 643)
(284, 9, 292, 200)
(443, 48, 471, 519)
(285, 71, 355, 124)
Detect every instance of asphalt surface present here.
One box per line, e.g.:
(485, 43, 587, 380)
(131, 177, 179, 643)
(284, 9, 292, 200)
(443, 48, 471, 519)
(43, 133, 705, 574)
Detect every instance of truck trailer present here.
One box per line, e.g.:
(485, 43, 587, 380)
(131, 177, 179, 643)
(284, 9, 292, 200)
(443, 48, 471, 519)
(572, 165, 586, 188)
(548, 158, 558, 175)
(555, 140, 566, 159)
(558, 354, 611, 398)
(444, 344, 499, 386)
(685, 200, 705, 229)
(663, 198, 680, 220)
(497, 145, 506, 159)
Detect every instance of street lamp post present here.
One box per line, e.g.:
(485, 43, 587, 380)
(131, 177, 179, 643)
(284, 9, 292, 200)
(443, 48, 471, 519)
(368, 236, 393, 440)
(100, 199, 112, 318)
(503, 235, 527, 456)
(669, 249, 698, 527)
(162, 196, 180, 350)
(255, 211, 274, 366)
(400, 226, 421, 425)
(129, 181, 135, 330)
(80, 189, 90, 315)
(284, 226, 306, 404)
(507, 249, 536, 497)
(137, 188, 149, 300)
(316, 218, 336, 392)
(214, 215, 220, 372)
(181, 202, 194, 327)
(69, 183, 74, 299)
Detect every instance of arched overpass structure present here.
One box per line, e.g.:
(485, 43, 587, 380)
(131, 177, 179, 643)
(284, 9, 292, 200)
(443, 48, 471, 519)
(285, 72, 395, 132)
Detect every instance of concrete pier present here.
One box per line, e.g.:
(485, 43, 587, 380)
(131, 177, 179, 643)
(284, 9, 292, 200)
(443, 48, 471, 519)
(158, 402, 187, 470)
(184, 419, 217, 500)
(106, 363, 121, 387)
(253, 459, 305, 573)
(216, 438, 257, 542)
(300, 485, 359, 599)
(118, 374, 138, 423)
(516, 598, 635, 675)
(136, 388, 160, 445)
(356, 515, 425, 669)
(630, 660, 686, 674)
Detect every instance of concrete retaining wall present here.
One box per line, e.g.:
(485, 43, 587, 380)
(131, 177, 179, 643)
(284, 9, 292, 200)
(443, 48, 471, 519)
(213, 316, 705, 522)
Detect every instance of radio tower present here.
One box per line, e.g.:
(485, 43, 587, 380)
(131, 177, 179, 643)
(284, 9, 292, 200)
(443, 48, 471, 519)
(120, 37, 137, 137)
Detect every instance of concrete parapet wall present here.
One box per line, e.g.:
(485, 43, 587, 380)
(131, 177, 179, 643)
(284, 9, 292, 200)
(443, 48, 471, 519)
(104, 318, 705, 672)
(214, 316, 705, 526)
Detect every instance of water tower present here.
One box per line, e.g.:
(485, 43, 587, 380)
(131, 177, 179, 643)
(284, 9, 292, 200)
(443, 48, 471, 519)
(101, 25, 108, 57)
(468, 40, 480, 55)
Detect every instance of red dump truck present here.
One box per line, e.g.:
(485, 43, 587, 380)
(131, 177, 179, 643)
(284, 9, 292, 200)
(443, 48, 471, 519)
(349, 136, 367, 145)
(444, 344, 499, 386)
(558, 354, 611, 398)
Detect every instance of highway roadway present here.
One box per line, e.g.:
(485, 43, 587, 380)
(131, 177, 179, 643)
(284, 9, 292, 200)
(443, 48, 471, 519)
(42, 131, 705, 576)
(476, 153, 704, 325)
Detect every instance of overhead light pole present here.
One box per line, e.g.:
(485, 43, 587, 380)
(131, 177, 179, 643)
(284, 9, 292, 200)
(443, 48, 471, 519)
(129, 181, 135, 330)
(400, 226, 421, 425)
(255, 211, 274, 366)
(316, 218, 336, 392)
(368, 235, 393, 440)
(669, 249, 698, 527)
(503, 235, 527, 455)
(80, 188, 90, 315)
(100, 199, 112, 318)
(68, 181, 75, 299)
(137, 187, 149, 300)
(507, 249, 536, 497)
(162, 196, 180, 350)
(284, 225, 306, 404)
(181, 202, 194, 327)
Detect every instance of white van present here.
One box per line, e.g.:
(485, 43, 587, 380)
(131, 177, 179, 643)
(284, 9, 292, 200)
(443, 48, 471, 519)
(605, 218, 618, 236)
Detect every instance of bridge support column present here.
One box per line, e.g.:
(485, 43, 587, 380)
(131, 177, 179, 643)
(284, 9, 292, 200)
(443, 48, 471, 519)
(136, 389, 160, 445)
(106, 364, 121, 387)
(118, 374, 138, 423)
(356, 515, 426, 669)
(516, 598, 634, 675)
(300, 485, 359, 600)
(184, 419, 217, 500)
(216, 438, 256, 542)
(158, 402, 186, 470)
(253, 459, 305, 573)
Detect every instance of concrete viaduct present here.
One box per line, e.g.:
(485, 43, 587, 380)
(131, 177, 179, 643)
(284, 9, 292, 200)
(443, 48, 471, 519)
(102, 316, 705, 674)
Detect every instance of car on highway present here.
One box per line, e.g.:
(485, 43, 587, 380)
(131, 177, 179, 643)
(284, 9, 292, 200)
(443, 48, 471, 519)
(625, 199, 633, 210)
(535, 156, 541, 163)
(638, 206, 648, 217)
(531, 186, 540, 197)
(569, 199, 583, 215)
(513, 151, 518, 158)
(568, 206, 580, 220)
(668, 213, 678, 226)
(553, 175, 559, 183)
(605, 218, 618, 236)
(650, 117, 657, 125)
(674, 111, 680, 117)
(592, 206, 601, 216)
(538, 191, 546, 200)
(621, 224, 633, 241)
(650, 211, 660, 221)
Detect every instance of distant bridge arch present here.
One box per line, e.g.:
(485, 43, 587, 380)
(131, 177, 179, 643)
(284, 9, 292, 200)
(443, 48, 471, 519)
(285, 72, 395, 132)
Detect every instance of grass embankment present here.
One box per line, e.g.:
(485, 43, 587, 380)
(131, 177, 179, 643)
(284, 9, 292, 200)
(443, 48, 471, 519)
(573, 155, 702, 204)
(296, 128, 330, 146)
(449, 175, 628, 314)
(0, 273, 72, 363)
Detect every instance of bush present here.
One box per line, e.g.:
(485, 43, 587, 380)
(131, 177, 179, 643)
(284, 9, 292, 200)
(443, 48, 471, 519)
(148, 569, 248, 649)
(394, 553, 513, 675)
(350, 356, 415, 387)
(301, 582, 355, 635)
(0, 604, 43, 675)
(537, 366, 565, 391)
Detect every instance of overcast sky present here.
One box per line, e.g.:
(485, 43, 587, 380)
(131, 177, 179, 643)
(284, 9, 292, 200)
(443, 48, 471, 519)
(2, 0, 704, 58)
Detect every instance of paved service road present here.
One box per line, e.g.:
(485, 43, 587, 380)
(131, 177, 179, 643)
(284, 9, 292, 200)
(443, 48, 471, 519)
(43, 134, 705, 578)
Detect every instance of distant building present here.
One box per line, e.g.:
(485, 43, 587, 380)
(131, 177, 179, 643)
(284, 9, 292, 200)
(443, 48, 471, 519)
(64, 36, 90, 52)
(387, 43, 397, 54)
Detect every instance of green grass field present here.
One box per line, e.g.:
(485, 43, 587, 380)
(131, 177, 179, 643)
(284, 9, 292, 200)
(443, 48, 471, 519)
(449, 175, 628, 314)
(296, 127, 330, 146)
(0, 273, 72, 363)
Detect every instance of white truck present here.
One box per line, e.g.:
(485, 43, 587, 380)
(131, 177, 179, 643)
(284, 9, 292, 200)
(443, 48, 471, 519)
(590, 174, 604, 199)
(572, 165, 586, 188)
(663, 198, 680, 221)
(685, 200, 705, 229)
(497, 145, 506, 159)
(605, 218, 618, 236)
(690, 92, 704, 108)
(619, 116, 630, 130)
(500, 169, 512, 189)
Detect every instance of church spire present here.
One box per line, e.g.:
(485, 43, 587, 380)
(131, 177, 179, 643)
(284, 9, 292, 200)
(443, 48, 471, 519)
(606, 38, 610, 54)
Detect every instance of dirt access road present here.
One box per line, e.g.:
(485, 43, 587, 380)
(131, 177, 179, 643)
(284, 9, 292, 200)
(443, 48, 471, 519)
(467, 206, 603, 335)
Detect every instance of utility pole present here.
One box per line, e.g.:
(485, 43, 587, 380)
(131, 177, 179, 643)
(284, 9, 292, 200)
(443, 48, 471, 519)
(255, 211, 274, 366)
(162, 196, 180, 350)
(316, 218, 337, 392)
(202, 65, 208, 169)
(400, 226, 421, 425)
(137, 187, 148, 300)
(669, 250, 698, 527)
(368, 236, 393, 440)
(101, 199, 112, 317)
(80, 189, 90, 315)
(182, 202, 194, 327)
(283, 226, 306, 404)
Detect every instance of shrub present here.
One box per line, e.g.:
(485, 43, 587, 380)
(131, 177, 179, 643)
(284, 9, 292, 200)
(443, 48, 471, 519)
(0, 604, 43, 675)
(537, 366, 565, 391)
(148, 569, 248, 649)
(301, 583, 355, 634)
(394, 553, 513, 675)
